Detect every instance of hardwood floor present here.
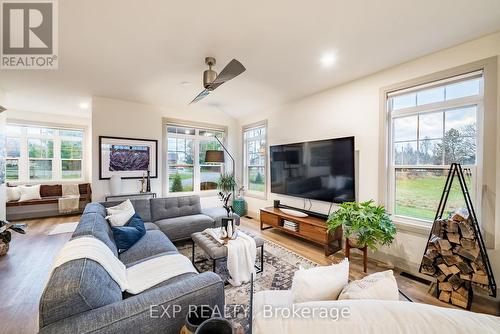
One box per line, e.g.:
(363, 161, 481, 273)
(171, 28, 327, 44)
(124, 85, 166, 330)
(0, 214, 497, 334)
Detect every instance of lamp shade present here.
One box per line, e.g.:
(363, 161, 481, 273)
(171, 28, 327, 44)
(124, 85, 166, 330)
(205, 150, 225, 163)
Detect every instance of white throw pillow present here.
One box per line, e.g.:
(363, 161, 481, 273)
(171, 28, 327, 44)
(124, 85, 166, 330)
(105, 199, 135, 226)
(338, 270, 399, 301)
(6, 186, 21, 202)
(106, 199, 134, 216)
(19, 185, 42, 202)
(291, 258, 349, 303)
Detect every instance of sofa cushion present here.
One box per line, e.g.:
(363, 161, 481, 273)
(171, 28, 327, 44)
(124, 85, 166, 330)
(112, 214, 147, 253)
(39, 259, 122, 327)
(201, 207, 240, 227)
(155, 214, 214, 241)
(151, 196, 202, 221)
(72, 208, 118, 257)
(102, 199, 152, 223)
(119, 230, 178, 266)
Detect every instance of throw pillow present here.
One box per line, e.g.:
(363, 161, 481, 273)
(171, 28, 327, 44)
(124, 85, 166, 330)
(19, 185, 42, 202)
(338, 270, 399, 301)
(291, 258, 349, 303)
(6, 186, 21, 202)
(112, 214, 146, 252)
(105, 199, 135, 226)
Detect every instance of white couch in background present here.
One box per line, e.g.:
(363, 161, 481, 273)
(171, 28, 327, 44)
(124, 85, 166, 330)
(252, 289, 500, 334)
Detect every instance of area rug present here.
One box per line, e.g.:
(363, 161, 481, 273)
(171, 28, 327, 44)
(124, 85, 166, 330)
(176, 235, 326, 332)
(47, 222, 79, 235)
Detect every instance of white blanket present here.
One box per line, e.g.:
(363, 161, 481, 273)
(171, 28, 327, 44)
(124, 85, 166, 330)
(205, 228, 256, 286)
(58, 184, 80, 213)
(51, 236, 197, 294)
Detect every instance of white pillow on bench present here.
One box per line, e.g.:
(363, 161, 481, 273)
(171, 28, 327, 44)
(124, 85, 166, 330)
(338, 270, 399, 301)
(7, 186, 21, 202)
(19, 185, 42, 202)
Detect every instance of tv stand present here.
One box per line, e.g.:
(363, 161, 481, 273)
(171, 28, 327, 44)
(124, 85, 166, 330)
(260, 207, 342, 256)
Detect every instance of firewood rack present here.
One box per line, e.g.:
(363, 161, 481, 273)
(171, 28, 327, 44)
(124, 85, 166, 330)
(419, 163, 496, 309)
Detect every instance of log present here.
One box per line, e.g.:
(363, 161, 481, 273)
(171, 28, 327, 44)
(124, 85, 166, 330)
(447, 233, 461, 244)
(457, 286, 469, 298)
(451, 291, 468, 302)
(437, 273, 447, 282)
(439, 282, 453, 292)
(451, 296, 468, 308)
(438, 239, 452, 251)
(455, 246, 479, 262)
(443, 255, 461, 266)
(448, 274, 462, 290)
(439, 291, 451, 303)
(460, 238, 476, 249)
(458, 221, 475, 239)
(456, 262, 473, 274)
(460, 274, 472, 281)
(449, 265, 461, 275)
(427, 250, 439, 260)
(438, 264, 452, 276)
(472, 273, 489, 285)
(451, 208, 469, 222)
(421, 265, 436, 276)
(422, 255, 434, 267)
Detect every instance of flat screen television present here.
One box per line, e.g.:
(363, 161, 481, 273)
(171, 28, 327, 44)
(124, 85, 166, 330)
(270, 136, 355, 203)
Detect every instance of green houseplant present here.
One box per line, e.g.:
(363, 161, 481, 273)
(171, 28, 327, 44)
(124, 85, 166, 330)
(217, 172, 236, 196)
(327, 200, 396, 251)
(0, 220, 27, 256)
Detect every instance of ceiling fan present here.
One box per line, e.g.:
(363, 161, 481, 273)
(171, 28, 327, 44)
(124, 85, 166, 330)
(189, 57, 246, 104)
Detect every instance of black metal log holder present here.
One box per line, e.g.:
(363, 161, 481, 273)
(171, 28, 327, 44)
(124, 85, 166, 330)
(419, 163, 496, 309)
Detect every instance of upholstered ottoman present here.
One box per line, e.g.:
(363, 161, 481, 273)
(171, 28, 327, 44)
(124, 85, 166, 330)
(191, 230, 265, 275)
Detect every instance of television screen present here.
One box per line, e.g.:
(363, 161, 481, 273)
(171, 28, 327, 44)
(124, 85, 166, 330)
(270, 136, 355, 203)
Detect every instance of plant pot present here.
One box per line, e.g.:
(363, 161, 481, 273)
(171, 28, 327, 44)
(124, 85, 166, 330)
(347, 236, 365, 249)
(109, 175, 122, 195)
(0, 241, 9, 256)
(194, 318, 234, 334)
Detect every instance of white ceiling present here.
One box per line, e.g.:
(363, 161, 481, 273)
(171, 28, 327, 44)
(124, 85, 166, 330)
(1, 0, 500, 119)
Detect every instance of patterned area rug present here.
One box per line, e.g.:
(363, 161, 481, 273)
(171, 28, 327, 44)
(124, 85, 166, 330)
(176, 235, 327, 332)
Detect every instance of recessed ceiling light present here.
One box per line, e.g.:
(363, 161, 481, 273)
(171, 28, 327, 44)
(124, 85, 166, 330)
(79, 102, 90, 109)
(320, 52, 336, 68)
(180, 81, 191, 86)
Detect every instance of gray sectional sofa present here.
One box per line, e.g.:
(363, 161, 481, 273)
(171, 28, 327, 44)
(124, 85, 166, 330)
(39, 195, 236, 334)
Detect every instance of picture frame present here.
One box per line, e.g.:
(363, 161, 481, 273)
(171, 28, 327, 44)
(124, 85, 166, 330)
(99, 136, 158, 180)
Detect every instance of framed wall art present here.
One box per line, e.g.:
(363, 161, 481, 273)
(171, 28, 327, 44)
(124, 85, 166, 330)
(99, 136, 158, 179)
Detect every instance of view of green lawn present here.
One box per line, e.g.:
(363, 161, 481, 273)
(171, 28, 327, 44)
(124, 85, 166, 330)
(395, 170, 472, 221)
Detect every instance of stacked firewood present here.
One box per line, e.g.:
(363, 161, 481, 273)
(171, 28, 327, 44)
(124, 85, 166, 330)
(420, 208, 491, 308)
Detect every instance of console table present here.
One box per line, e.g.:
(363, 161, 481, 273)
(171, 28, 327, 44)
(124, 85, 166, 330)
(260, 207, 342, 256)
(104, 192, 157, 201)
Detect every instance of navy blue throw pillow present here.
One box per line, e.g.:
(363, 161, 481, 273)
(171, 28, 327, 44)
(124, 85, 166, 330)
(112, 213, 146, 253)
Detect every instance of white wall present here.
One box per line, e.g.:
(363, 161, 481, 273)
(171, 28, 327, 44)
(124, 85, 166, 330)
(3, 109, 92, 184)
(0, 89, 6, 220)
(238, 31, 500, 284)
(91, 97, 240, 207)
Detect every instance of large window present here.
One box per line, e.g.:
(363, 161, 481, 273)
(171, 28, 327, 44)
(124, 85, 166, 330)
(5, 124, 85, 182)
(166, 124, 225, 193)
(387, 72, 482, 223)
(243, 123, 267, 196)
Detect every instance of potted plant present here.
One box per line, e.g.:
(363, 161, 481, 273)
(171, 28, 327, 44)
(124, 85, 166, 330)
(0, 220, 27, 256)
(326, 200, 396, 251)
(217, 172, 236, 196)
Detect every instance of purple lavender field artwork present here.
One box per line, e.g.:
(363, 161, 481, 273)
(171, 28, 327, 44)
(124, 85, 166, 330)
(109, 145, 150, 171)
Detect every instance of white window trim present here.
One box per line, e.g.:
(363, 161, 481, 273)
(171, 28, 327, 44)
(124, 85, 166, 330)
(5, 122, 86, 184)
(162, 118, 228, 197)
(242, 120, 268, 200)
(379, 57, 498, 248)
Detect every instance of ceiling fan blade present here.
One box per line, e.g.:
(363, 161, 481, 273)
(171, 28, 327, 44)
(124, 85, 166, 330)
(189, 89, 210, 104)
(208, 59, 246, 90)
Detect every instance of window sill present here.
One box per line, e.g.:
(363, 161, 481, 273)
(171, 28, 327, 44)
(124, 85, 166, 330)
(244, 191, 267, 201)
(392, 218, 432, 236)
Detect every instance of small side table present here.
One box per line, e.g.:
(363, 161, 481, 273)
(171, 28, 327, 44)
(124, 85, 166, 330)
(345, 238, 368, 273)
(104, 192, 157, 202)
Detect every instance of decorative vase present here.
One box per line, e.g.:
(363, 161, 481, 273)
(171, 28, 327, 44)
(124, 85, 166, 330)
(0, 241, 9, 256)
(146, 170, 151, 192)
(348, 236, 364, 249)
(232, 198, 247, 217)
(194, 318, 234, 334)
(110, 175, 122, 195)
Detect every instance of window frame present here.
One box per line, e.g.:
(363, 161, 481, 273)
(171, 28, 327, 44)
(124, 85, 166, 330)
(5, 123, 85, 184)
(242, 121, 268, 199)
(163, 119, 227, 196)
(379, 57, 497, 246)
